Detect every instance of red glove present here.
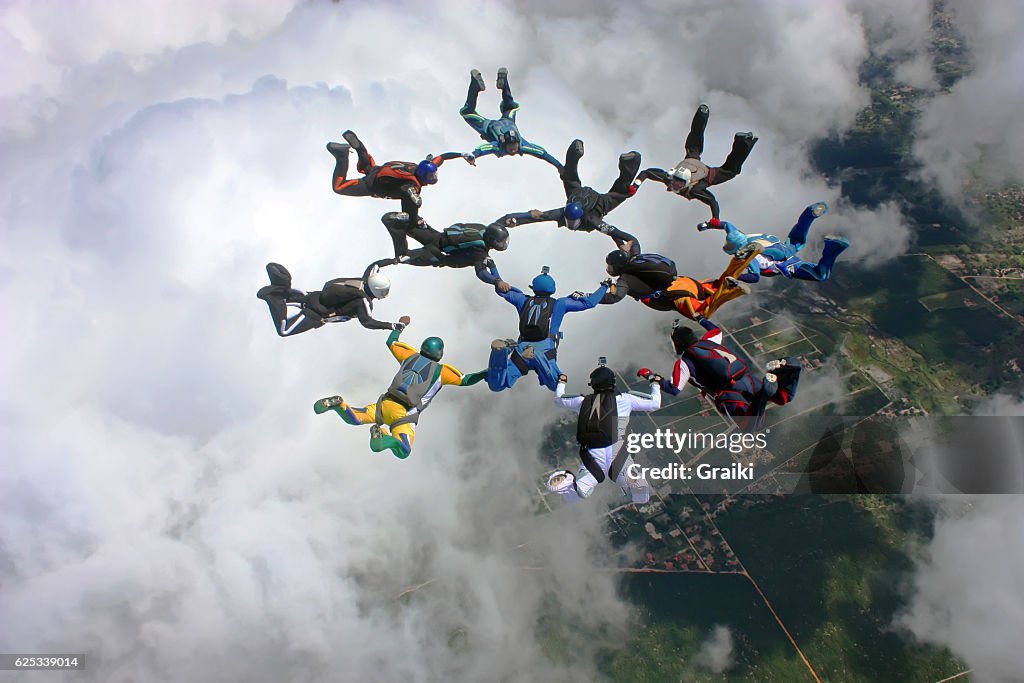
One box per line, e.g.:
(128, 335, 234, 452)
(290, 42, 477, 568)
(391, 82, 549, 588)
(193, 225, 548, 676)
(709, 217, 720, 228)
(637, 368, 653, 379)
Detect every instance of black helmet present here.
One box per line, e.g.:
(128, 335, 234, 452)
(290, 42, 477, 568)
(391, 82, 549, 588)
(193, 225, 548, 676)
(484, 224, 509, 251)
(671, 322, 699, 355)
(589, 366, 616, 392)
(605, 249, 630, 276)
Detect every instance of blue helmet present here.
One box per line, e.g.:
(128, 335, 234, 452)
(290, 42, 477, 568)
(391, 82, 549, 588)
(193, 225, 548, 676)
(416, 159, 438, 184)
(530, 272, 556, 295)
(723, 230, 748, 254)
(565, 202, 584, 221)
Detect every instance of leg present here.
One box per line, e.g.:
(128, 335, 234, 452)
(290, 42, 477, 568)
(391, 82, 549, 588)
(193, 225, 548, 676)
(613, 456, 650, 504)
(342, 130, 374, 173)
(786, 202, 829, 249)
(257, 286, 326, 337)
(561, 139, 584, 194)
(496, 67, 519, 118)
(313, 395, 374, 426)
(326, 142, 350, 183)
(792, 236, 848, 281)
(486, 341, 524, 392)
(528, 342, 561, 391)
(607, 150, 642, 197)
(381, 211, 412, 258)
(712, 132, 757, 185)
(684, 103, 710, 158)
(460, 69, 485, 116)
(333, 175, 373, 197)
(370, 399, 414, 458)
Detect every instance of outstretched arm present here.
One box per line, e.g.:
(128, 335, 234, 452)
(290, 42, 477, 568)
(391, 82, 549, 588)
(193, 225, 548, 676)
(356, 300, 400, 331)
(562, 284, 609, 312)
(554, 379, 585, 410)
(689, 181, 720, 219)
(471, 143, 499, 160)
(637, 168, 671, 188)
(600, 278, 629, 304)
(475, 257, 501, 285)
(520, 140, 564, 170)
(430, 151, 474, 166)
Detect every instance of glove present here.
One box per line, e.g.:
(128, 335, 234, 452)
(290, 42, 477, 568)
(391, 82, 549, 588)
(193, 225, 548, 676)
(637, 368, 663, 383)
(496, 280, 512, 293)
(697, 221, 710, 232)
(393, 315, 411, 332)
(462, 153, 476, 165)
(601, 278, 614, 288)
(597, 222, 614, 235)
(529, 209, 543, 219)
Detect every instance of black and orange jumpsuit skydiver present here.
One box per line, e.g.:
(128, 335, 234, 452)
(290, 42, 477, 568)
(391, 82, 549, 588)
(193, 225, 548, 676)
(599, 245, 762, 320)
(313, 329, 486, 459)
(327, 132, 467, 227)
(653, 318, 801, 432)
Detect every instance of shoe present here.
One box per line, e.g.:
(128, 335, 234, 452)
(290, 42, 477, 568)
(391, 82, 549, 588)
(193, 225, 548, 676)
(765, 372, 778, 384)
(520, 345, 536, 360)
(326, 142, 349, 161)
(370, 424, 383, 440)
(724, 277, 751, 295)
(546, 470, 575, 493)
(266, 262, 292, 288)
(570, 139, 584, 157)
(342, 130, 363, 150)
(765, 359, 787, 372)
(810, 201, 829, 218)
(823, 235, 850, 249)
(496, 67, 508, 90)
(733, 243, 760, 260)
(736, 132, 758, 145)
(491, 338, 517, 351)
(314, 395, 344, 415)
(697, 103, 710, 116)
(470, 69, 485, 91)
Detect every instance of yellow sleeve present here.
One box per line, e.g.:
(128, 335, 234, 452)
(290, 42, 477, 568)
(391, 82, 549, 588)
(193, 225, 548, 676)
(390, 341, 417, 363)
(439, 364, 465, 386)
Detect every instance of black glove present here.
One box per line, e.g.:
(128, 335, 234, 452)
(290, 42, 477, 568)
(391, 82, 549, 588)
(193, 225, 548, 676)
(601, 278, 614, 288)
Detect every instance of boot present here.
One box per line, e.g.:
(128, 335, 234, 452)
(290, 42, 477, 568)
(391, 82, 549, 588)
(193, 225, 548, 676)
(266, 262, 292, 288)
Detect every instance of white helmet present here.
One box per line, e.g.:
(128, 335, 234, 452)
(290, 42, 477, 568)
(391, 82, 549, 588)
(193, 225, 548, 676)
(366, 272, 391, 299)
(669, 165, 692, 186)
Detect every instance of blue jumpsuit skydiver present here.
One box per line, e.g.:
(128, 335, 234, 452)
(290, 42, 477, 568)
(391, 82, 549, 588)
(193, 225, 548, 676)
(487, 270, 609, 392)
(460, 68, 562, 169)
(700, 202, 850, 283)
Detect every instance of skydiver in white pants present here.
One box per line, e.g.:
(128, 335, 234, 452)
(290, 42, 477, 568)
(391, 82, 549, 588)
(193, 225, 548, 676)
(546, 363, 662, 504)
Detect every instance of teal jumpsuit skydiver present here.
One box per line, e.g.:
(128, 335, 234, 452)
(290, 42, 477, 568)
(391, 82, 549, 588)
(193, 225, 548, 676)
(460, 68, 562, 169)
(487, 270, 609, 392)
(700, 202, 850, 282)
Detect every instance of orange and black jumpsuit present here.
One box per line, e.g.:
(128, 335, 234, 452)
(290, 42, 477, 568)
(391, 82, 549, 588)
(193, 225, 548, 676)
(331, 150, 464, 226)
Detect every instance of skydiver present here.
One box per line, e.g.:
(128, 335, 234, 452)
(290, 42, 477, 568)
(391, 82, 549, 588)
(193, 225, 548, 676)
(545, 363, 663, 504)
(256, 262, 407, 337)
(314, 329, 486, 459)
(600, 246, 760, 320)
(641, 317, 801, 432)
(633, 104, 757, 220)
(459, 67, 563, 169)
(697, 202, 850, 282)
(326, 129, 475, 226)
(378, 211, 512, 287)
(487, 267, 609, 392)
(505, 139, 642, 247)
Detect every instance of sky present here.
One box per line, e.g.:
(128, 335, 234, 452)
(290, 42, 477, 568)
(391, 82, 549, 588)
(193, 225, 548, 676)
(1, 0, 1022, 681)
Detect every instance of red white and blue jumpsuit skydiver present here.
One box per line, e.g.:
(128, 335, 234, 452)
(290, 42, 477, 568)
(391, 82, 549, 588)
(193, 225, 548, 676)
(487, 269, 609, 392)
(460, 68, 563, 169)
(699, 202, 850, 282)
(643, 317, 802, 432)
(545, 364, 663, 504)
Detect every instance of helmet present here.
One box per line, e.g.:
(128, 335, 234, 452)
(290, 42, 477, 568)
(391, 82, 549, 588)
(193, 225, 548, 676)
(588, 366, 616, 392)
(365, 272, 391, 299)
(669, 165, 692, 186)
(420, 336, 444, 361)
(530, 271, 556, 295)
(605, 249, 630, 276)
(564, 202, 584, 228)
(483, 224, 509, 251)
(671, 322, 698, 355)
(416, 159, 438, 185)
(723, 231, 748, 255)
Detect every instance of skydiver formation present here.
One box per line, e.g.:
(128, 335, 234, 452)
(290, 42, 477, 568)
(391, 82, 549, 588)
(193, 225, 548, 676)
(258, 67, 854, 503)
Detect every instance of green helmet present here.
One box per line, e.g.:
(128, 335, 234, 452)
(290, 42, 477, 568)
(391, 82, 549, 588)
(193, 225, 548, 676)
(420, 337, 444, 361)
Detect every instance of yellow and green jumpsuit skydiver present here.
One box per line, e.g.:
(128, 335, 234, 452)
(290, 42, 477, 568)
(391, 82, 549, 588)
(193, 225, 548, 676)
(313, 329, 486, 458)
